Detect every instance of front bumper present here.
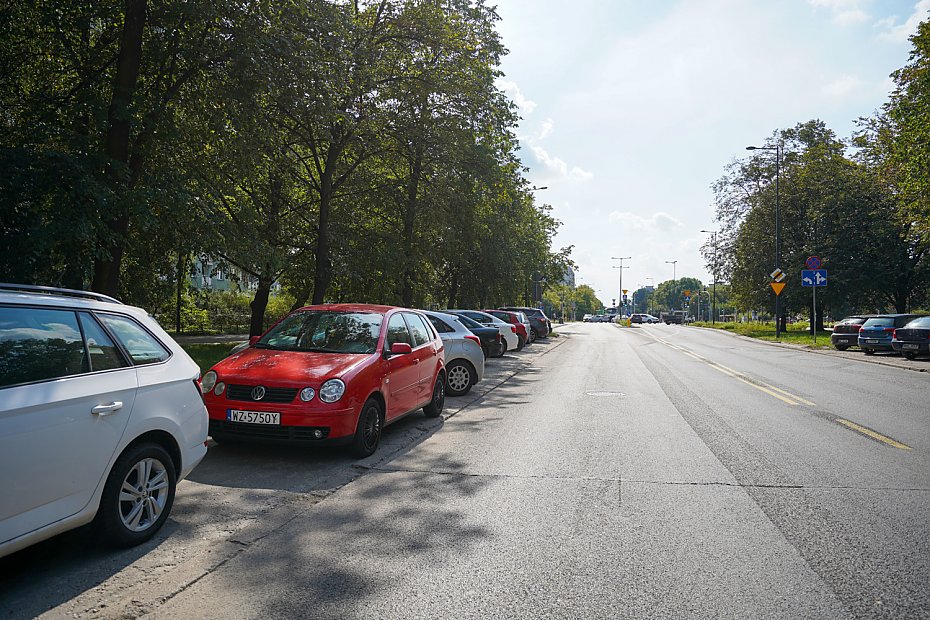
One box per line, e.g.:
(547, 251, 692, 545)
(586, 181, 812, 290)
(206, 401, 359, 445)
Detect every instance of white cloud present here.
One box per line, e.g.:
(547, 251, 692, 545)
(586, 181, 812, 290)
(876, 0, 930, 42)
(808, 0, 870, 25)
(608, 211, 683, 232)
(538, 117, 554, 140)
(531, 145, 594, 181)
(495, 78, 537, 115)
(822, 74, 863, 97)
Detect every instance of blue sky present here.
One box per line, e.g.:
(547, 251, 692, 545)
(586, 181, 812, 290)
(493, 0, 930, 307)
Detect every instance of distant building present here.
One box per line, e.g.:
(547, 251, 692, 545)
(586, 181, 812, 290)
(190, 256, 279, 293)
(561, 267, 575, 288)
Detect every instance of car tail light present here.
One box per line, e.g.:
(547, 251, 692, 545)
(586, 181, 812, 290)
(510, 325, 517, 333)
(193, 379, 206, 405)
(893, 329, 898, 339)
(884, 327, 894, 333)
(465, 334, 480, 345)
(496, 333, 501, 342)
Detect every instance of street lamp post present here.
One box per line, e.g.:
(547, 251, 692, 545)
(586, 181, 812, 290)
(746, 143, 782, 338)
(665, 260, 677, 282)
(646, 277, 654, 316)
(611, 256, 631, 315)
(701, 229, 718, 324)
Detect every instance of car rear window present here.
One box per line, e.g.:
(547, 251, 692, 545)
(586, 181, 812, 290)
(862, 317, 894, 327)
(903, 317, 930, 328)
(840, 317, 867, 325)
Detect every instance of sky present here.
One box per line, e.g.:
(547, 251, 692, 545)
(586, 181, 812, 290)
(492, 0, 930, 308)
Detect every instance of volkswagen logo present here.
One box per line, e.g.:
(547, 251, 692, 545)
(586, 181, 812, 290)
(251, 385, 266, 401)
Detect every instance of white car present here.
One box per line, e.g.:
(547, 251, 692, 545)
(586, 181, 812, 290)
(0, 284, 208, 558)
(446, 310, 520, 354)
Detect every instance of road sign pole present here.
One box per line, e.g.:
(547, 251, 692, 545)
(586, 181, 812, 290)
(812, 285, 817, 345)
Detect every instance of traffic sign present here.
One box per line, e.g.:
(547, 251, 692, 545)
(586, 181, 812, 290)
(622, 289, 628, 295)
(801, 269, 827, 287)
(683, 290, 690, 297)
(770, 268, 786, 282)
(805, 256, 821, 270)
(770, 282, 786, 295)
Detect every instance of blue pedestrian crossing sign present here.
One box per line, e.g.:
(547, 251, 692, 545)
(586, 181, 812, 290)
(801, 269, 827, 287)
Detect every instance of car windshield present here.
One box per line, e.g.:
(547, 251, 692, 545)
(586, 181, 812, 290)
(863, 317, 895, 328)
(257, 311, 382, 354)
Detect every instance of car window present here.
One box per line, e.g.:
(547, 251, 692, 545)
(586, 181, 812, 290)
(455, 315, 483, 330)
(0, 306, 86, 387)
(259, 311, 383, 354)
(98, 313, 171, 365)
(427, 315, 454, 334)
(79, 313, 129, 372)
(863, 317, 894, 327)
(386, 313, 413, 347)
(404, 313, 431, 347)
(904, 317, 930, 328)
(466, 312, 492, 324)
(895, 315, 921, 327)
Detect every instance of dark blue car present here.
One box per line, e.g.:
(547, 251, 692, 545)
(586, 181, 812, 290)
(858, 314, 924, 354)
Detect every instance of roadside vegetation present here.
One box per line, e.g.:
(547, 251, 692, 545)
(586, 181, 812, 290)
(690, 321, 834, 348)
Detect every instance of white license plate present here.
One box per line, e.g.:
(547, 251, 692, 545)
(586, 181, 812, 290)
(836, 338, 849, 344)
(902, 343, 919, 350)
(865, 339, 880, 344)
(228, 409, 280, 425)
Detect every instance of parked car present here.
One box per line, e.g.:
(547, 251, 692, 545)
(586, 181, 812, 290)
(451, 313, 503, 358)
(202, 304, 446, 458)
(421, 310, 485, 396)
(858, 314, 925, 355)
(582, 314, 593, 322)
(0, 283, 208, 559)
(482, 309, 530, 350)
(446, 310, 520, 354)
(831, 315, 874, 350)
(499, 306, 551, 339)
(891, 316, 930, 359)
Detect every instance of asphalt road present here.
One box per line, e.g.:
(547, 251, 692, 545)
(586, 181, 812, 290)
(3, 323, 929, 619)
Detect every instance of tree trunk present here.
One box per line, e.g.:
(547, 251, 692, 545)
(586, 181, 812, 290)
(446, 269, 459, 309)
(400, 148, 422, 307)
(249, 276, 274, 337)
(311, 142, 340, 305)
(91, 0, 147, 297)
(175, 250, 185, 334)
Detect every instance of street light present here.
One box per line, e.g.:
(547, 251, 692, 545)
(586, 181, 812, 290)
(701, 229, 718, 324)
(529, 186, 548, 191)
(611, 256, 631, 314)
(746, 143, 782, 338)
(646, 277, 654, 316)
(665, 260, 677, 281)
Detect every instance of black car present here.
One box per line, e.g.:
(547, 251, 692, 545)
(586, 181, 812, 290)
(453, 313, 503, 358)
(499, 306, 551, 339)
(831, 315, 874, 350)
(891, 316, 930, 359)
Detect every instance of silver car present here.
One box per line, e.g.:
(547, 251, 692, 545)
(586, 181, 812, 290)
(421, 310, 485, 396)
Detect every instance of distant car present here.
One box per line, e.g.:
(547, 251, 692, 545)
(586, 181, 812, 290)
(451, 313, 504, 359)
(446, 310, 519, 354)
(831, 315, 874, 350)
(202, 304, 446, 458)
(891, 316, 930, 359)
(642, 314, 660, 323)
(421, 310, 485, 396)
(582, 314, 593, 322)
(499, 306, 551, 339)
(482, 309, 530, 350)
(858, 314, 925, 355)
(0, 284, 208, 559)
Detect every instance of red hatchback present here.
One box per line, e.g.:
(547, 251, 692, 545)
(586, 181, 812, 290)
(200, 304, 445, 457)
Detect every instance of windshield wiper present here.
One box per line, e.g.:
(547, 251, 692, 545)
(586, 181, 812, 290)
(252, 342, 276, 349)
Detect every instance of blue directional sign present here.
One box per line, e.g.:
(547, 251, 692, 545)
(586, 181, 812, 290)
(801, 269, 827, 287)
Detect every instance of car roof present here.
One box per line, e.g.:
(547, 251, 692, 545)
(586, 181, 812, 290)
(0, 285, 146, 317)
(293, 303, 400, 313)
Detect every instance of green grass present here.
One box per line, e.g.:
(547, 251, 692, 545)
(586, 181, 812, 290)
(690, 321, 833, 348)
(183, 343, 240, 372)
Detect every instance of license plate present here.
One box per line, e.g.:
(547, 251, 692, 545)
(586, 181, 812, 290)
(902, 344, 919, 350)
(865, 339, 880, 344)
(228, 409, 280, 425)
(836, 338, 849, 344)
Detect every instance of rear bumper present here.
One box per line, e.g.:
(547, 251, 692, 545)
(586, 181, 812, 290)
(858, 337, 894, 350)
(831, 334, 859, 347)
(891, 342, 930, 355)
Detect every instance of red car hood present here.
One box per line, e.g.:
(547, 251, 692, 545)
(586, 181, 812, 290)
(213, 347, 372, 385)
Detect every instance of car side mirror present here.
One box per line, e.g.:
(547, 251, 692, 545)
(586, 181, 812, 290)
(249, 336, 260, 346)
(385, 342, 412, 358)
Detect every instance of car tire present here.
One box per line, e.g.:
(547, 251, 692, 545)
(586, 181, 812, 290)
(530, 328, 538, 342)
(96, 443, 177, 548)
(350, 398, 383, 458)
(834, 345, 849, 351)
(423, 374, 445, 418)
(445, 360, 475, 397)
(904, 352, 917, 360)
(496, 339, 507, 357)
(516, 335, 525, 351)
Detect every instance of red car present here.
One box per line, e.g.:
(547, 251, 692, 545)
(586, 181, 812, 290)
(200, 304, 445, 457)
(482, 309, 530, 350)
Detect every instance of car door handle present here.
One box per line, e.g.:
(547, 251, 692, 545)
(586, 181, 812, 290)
(92, 402, 123, 416)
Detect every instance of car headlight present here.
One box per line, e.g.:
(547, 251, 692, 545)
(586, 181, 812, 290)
(319, 379, 345, 403)
(299, 387, 316, 402)
(214, 382, 226, 396)
(201, 371, 217, 393)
